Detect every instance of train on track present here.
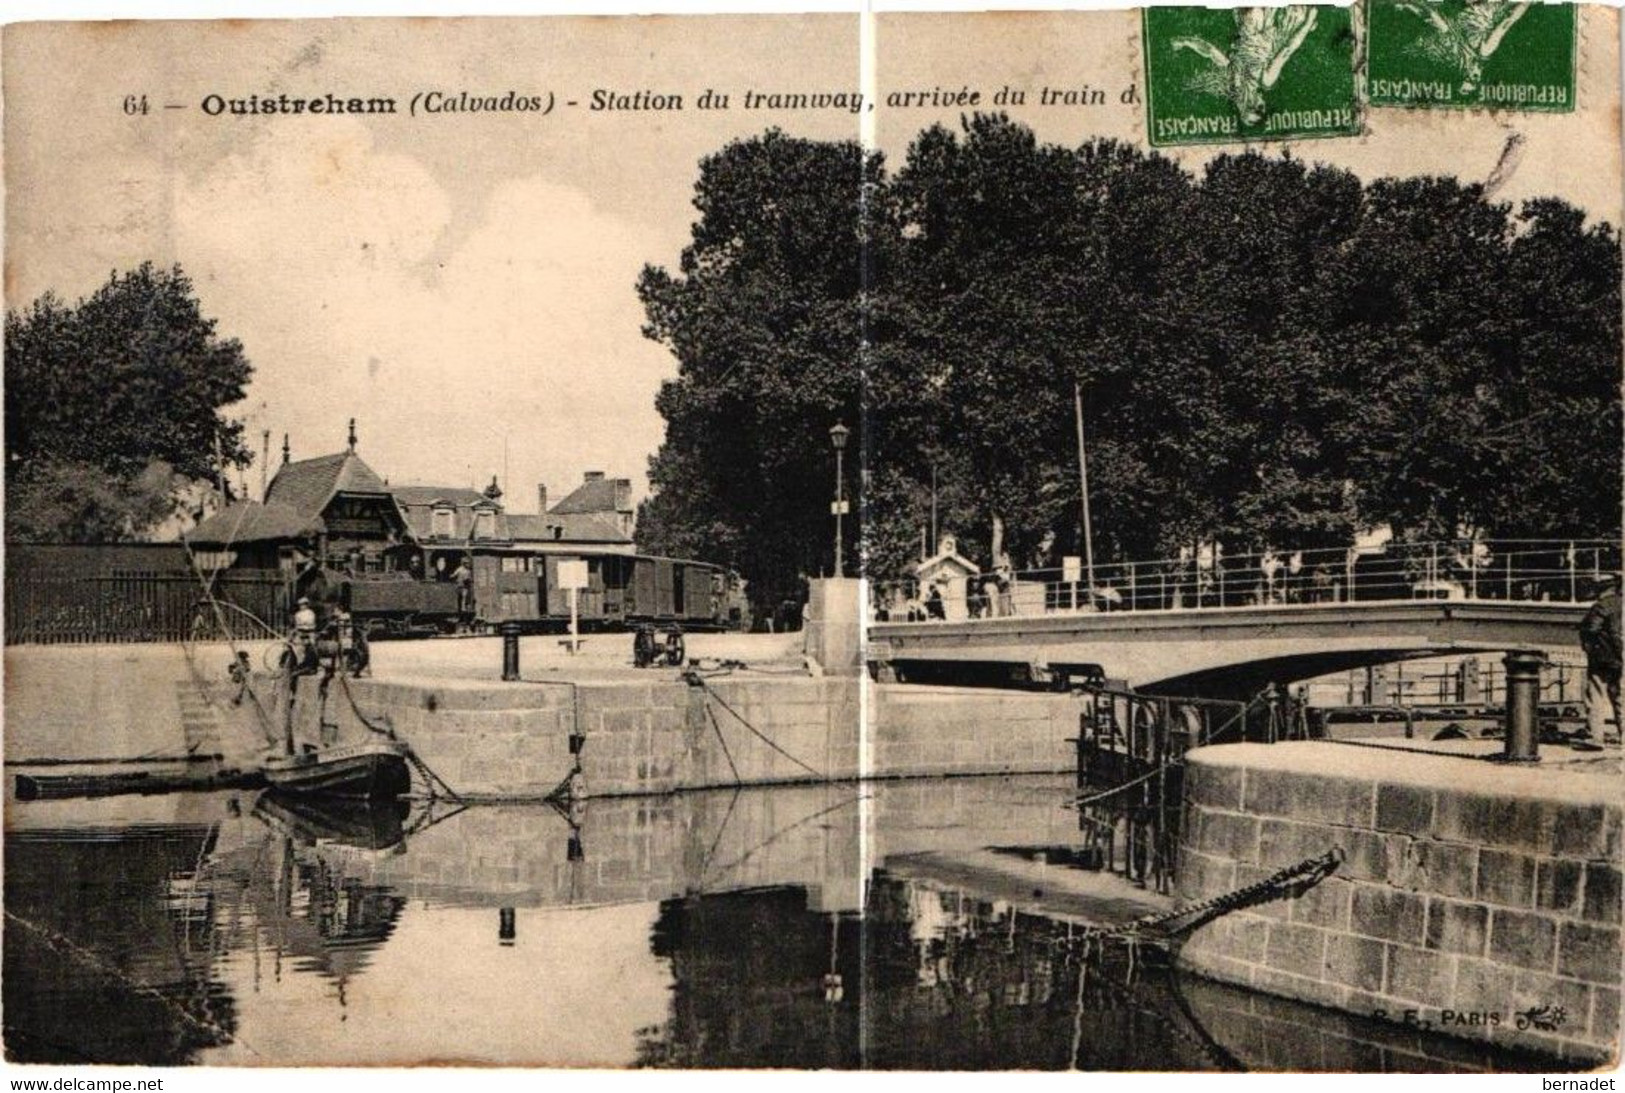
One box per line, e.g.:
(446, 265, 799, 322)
(319, 551, 746, 638)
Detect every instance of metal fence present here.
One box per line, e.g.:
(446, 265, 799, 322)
(5, 566, 292, 645)
(876, 538, 1623, 622)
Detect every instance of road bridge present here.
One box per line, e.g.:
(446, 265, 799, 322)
(868, 599, 1590, 697)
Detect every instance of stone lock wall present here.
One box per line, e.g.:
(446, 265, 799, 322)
(299, 677, 1075, 798)
(1176, 742, 1622, 1064)
(303, 675, 861, 798)
(866, 685, 1079, 778)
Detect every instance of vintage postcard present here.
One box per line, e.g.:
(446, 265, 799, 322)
(3, 4, 1621, 1076)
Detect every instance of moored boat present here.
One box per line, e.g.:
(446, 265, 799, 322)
(262, 738, 412, 800)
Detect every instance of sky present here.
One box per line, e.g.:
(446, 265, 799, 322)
(5, 8, 1620, 513)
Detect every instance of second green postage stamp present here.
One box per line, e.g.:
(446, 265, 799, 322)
(1143, 5, 1361, 146)
(1366, 0, 1576, 112)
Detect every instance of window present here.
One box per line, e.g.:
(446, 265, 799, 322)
(474, 509, 495, 540)
(431, 507, 454, 538)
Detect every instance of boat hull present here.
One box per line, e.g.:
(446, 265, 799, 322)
(263, 741, 412, 800)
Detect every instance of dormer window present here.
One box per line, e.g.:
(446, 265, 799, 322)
(431, 506, 455, 538)
(474, 509, 496, 540)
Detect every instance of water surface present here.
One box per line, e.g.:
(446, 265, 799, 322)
(2, 776, 1564, 1070)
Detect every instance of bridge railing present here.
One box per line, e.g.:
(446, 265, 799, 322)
(873, 539, 1621, 623)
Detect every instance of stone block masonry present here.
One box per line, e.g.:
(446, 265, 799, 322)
(293, 677, 1077, 799)
(301, 675, 862, 798)
(1176, 741, 1622, 1063)
(867, 685, 1079, 778)
(4, 642, 1083, 795)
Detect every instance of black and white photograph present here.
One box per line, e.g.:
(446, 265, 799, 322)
(1, 3, 1620, 1076)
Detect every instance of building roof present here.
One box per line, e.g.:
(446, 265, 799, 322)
(266, 451, 391, 518)
(549, 476, 627, 515)
(399, 503, 502, 543)
(390, 484, 501, 542)
(505, 512, 631, 544)
(916, 534, 980, 580)
(547, 512, 631, 543)
(502, 514, 552, 541)
(186, 500, 324, 546)
(389, 485, 491, 509)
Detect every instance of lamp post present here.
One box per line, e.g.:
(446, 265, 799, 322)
(829, 422, 850, 577)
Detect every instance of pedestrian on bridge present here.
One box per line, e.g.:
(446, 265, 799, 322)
(1581, 573, 1622, 739)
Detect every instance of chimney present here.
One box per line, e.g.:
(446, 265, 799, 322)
(537, 483, 548, 514)
(282, 434, 291, 465)
(584, 470, 605, 483)
(347, 418, 357, 452)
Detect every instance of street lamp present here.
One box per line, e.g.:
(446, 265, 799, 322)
(829, 422, 850, 577)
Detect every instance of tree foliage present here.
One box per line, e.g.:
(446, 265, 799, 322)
(639, 117, 1620, 597)
(5, 459, 183, 544)
(635, 131, 872, 607)
(6, 263, 253, 542)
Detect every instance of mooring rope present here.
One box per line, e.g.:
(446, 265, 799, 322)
(327, 672, 464, 802)
(178, 536, 282, 746)
(1071, 763, 1169, 809)
(690, 675, 826, 780)
(705, 701, 744, 786)
(698, 789, 868, 889)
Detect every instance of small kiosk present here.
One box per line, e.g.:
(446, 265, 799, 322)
(914, 535, 981, 621)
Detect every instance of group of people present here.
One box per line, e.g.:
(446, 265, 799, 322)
(965, 571, 1014, 619)
(287, 592, 369, 678)
(887, 570, 1015, 623)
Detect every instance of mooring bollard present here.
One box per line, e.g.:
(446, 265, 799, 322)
(501, 621, 522, 681)
(1502, 649, 1545, 763)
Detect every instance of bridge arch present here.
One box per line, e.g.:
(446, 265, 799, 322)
(869, 600, 1587, 699)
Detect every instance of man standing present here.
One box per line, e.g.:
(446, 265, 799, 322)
(452, 556, 473, 618)
(1580, 573, 1622, 739)
(291, 596, 319, 674)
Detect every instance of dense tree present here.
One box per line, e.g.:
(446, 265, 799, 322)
(635, 131, 875, 610)
(639, 116, 1622, 594)
(4, 459, 181, 544)
(5, 263, 253, 542)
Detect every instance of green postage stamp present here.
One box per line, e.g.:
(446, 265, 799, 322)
(1366, 0, 1577, 112)
(1142, 6, 1361, 146)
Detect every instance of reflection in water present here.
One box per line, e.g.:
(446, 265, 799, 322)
(636, 889, 863, 1069)
(632, 877, 1224, 1070)
(4, 828, 237, 1064)
(3, 777, 1566, 1070)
